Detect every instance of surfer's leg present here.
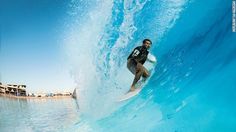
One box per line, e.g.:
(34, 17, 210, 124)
(129, 63, 144, 91)
(130, 70, 142, 91)
(136, 63, 149, 78)
(142, 66, 150, 78)
(127, 59, 138, 91)
(127, 59, 136, 75)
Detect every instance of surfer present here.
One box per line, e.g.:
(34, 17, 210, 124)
(127, 39, 154, 92)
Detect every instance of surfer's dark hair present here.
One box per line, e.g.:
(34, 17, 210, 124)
(143, 39, 152, 45)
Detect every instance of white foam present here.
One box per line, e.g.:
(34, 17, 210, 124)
(64, 0, 113, 119)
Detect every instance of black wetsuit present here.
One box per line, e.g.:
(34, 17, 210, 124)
(127, 46, 149, 65)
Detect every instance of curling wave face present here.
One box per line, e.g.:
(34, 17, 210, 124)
(64, 0, 236, 131)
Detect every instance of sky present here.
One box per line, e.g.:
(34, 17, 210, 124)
(0, 0, 76, 93)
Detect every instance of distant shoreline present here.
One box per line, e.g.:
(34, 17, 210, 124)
(0, 93, 72, 99)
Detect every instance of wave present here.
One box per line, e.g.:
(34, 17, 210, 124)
(64, 0, 236, 131)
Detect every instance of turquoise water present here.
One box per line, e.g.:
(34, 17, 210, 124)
(0, 96, 79, 132)
(1, 0, 236, 131)
(64, 0, 236, 131)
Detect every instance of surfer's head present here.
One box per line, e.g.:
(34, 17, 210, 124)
(142, 39, 152, 49)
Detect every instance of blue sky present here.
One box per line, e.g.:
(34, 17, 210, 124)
(0, 0, 76, 93)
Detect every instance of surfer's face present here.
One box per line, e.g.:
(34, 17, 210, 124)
(143, 41, 151, 49)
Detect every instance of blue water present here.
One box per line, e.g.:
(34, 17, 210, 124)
(0, 96, 79, 132)
(1, 0, 236, 131)
(64, 0, 236, 131)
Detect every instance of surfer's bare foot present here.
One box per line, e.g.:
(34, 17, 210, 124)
(129, 86, 135, 92)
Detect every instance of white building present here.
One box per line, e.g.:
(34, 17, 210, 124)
(0, 82, 26, 96)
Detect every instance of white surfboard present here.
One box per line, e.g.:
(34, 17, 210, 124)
(117, 81, 145, 102)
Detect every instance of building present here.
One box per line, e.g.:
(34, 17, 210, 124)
(53, 92, 72, 97)
(62, 92, 72, 96)
(35, 93, 47, 97)
(0, 82, 27, 96)
(0, 83, 6, 94)
(0, 82, 73, 98)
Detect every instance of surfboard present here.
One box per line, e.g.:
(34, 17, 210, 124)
(117, 80, 145, 102)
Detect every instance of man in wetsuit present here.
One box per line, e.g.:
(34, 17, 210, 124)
(127, 39, 153, 91)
